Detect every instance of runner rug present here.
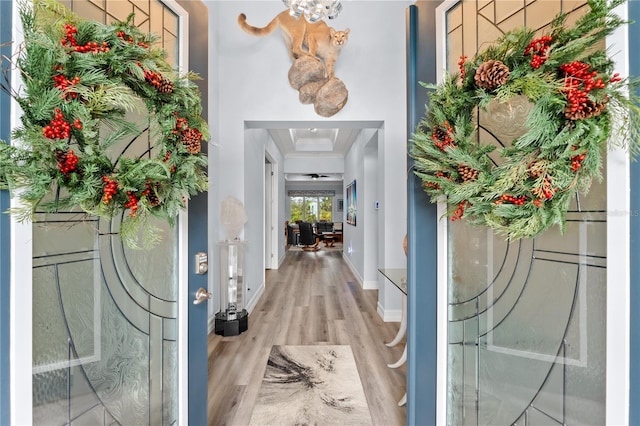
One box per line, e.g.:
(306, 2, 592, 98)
(248, 345, 373, 425)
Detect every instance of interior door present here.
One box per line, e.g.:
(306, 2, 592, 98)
(265, 161, 273, 268)
(436, 1, 629, 424)
(9, 1, 203, 424)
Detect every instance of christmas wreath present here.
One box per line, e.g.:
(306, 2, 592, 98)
(0, 0, 209, 247)
(410, 0, 639, 240)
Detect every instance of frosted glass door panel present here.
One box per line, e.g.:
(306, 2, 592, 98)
(31, 1, 181, 425)
(444, 1, 606, 425)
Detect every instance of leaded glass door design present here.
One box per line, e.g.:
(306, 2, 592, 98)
(31, 1, 184, 424)
(441, 1, 610, 424)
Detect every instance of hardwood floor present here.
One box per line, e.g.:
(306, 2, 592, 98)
(207, 247, 407, 425)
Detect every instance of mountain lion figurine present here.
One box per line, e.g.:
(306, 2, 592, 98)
(238, 10, 349, 78)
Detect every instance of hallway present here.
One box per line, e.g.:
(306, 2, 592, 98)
(207, 248, 407, 425)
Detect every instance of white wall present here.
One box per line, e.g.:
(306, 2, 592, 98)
(285, 156, 344, 174)
(244, 128, 268, 304)
(208, 0, 410, 320)
(284, 182, 344, 221)
(342, 130, 368, 284)
(363, 134, 379, 290)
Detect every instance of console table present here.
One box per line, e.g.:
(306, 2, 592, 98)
(378, 268, 407, 407)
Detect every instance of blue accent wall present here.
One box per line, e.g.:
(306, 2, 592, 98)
(406, 2, 442, 425)
(176, 1, 209, 424)
(629, 1, 639, 423)
(0, 0, 12, 422)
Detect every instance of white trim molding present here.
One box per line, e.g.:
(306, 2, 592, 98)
(363, 280, 379, 290)
(342, 252, 364, 288)
(434, 4, 454, 425)
(158, 1, 191, 424)
(377, 302, 402, 323)
(605, 2, 630, 424)
(245, 281, 266, 315)
(10, 1, 32, 423)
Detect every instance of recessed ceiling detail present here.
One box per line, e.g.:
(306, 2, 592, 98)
(263, 125, 369, 159)
(251, 123, 382, 182)
(290, 128, 337, 152)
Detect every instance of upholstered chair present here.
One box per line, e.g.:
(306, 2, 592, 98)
(298, 222, 320, 251)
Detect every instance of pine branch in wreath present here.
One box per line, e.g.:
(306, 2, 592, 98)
(410, 0, 640, 240)
(0, 0, 209, 248)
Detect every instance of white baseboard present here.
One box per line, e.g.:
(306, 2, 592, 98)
(363, 280, 378, 290)
(207, 281, 266, 334)
(245, 281, 265, 314)
(341, 253, 363, 288)
(377, 301, 402, 323)
(208, 314, 215, 334)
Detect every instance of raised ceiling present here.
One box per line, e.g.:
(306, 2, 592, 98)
(267, 126, 360, 182)
(268, 127, 360, 158)
(245, 121, 382, 183)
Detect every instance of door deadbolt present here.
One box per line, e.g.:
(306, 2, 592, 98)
(195, 252, 208, 274)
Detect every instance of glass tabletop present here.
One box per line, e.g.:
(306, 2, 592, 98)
(378, 268, 407, 295)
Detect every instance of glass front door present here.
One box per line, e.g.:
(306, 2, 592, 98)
(442, 1, 609, 424)
(30, 1, 183, 424)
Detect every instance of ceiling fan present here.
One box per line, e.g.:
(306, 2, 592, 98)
(304, 173, 329, 180)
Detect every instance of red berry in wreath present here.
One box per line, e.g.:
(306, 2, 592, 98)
(124, 191, 140, 217)
(42, 109, 72, 140)
(102, 176, 118, 204)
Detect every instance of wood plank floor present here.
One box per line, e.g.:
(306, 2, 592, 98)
(207, 247, 407, 425)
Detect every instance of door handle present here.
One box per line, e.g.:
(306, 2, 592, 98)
(193, 287, 212, 304)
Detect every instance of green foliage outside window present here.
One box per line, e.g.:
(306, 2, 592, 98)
(289, 196, 333, 222)
(290, 197, 304, 222)
(319, 197, 332, 221)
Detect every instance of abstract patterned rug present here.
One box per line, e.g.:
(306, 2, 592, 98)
(249, 345, 373, 425)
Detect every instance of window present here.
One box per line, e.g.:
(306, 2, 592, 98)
(290, 196, 333, 222)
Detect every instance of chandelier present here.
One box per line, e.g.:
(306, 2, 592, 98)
(282, 0, 343, 23)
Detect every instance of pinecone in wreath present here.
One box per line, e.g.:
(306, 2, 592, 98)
(474, 60, 510, 91)
(157, 75, 174, 94)
(181, 128, 202, 154)
(433, 126, 448, 142)
(54, 149, 66, 164)
(146, 185, 161, 207)
(564, 98, 607, 120)
(458, 164, 479, 182)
